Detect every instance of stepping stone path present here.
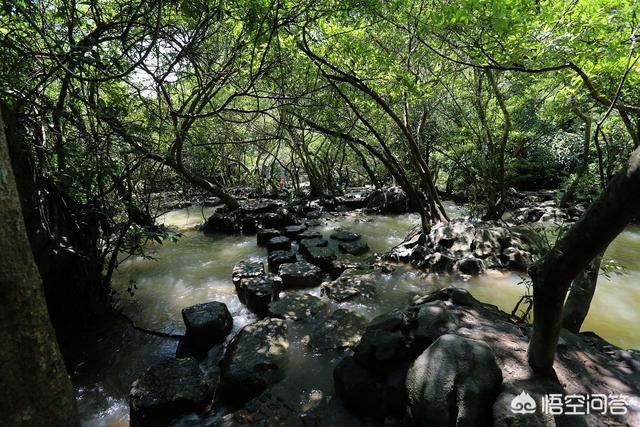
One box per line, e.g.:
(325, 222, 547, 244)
(181, 301, 232, 352)
(339, 241, 370, 256)
(268, 293, 330, 321)
(257, 228, 281, 246)
(238, 274, 282, 316)
(129, 357, 213, 427)
(278, 261, 322, 288)
(268, 250, 297, 272)
(282, 224, 307, 239)
(299, 237, 329, 256)
(267, 236, 291, 253)
(298, 229, 322, 239)
(330, 229, 361, 242)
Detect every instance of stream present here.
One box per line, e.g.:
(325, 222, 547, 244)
(68, 203, 640, 426)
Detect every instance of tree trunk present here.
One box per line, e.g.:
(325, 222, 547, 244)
(561, 253, 603, 333)
(528, 144, 640, 375)
(0, 107, 79, 425)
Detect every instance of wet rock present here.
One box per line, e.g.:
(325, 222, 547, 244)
(203, 212, 239, 234)
(304, 218, 322, 227)
(405, 334, 503, 427)
(219, 318, 289, 405)
(267, 250, 297, 272)
(232, 261, 265, 293)
(365, 186, 409, 214)
(412, 301, 459, 349)
(299, 237, 329, 256)
(501, 247, 533, 271)
(330, 229, 361, 242)
(267, 236, 292, 253)
(268, 293, 330, 321)
(239, 274, 282, 316)
(320, 269, 377, 302)
(424, 252, 455, 273)
(241, 199, 282, 215)
(327, 260, 367, 279)
(278, 261, 322, 288)
(213, 391, 301, 427)
(257, 228, 281, 246)
(455, 257, 485, 275)
(333, 356, 380, 415)
(304, 246, 337, 270)
(282, 224, 307, 239)
(181, 301, 232, 352)
(338, 241, 370, 256)
(412, 287, 478, 308)
(298, 229, 322, 239)
(353, 329, 404, 367)
(129, 357, 213, 427)
(308, 309, 367, 350)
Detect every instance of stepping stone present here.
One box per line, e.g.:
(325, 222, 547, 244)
(304, 246, 337, 270)
(268, 293, 330, 321)
(267, 236, 291, 253)
(298, 229, 322, 240)
(239, 274, 282, 316)
(320, 269, 377, 302)
(282, 224, 308, 239)
(278, 261, 322, 288)
(129, 357, 213, 427)
(330, 229, 361, 242)
(299, 237, 329, 256)
(257, 229, 281, 246)
(182, 301, 233, 352)
(307, 309, 367, 350)
(338, 241, 370, 256)
(232, 261, 265, 293)
(268, 250, 297, 272)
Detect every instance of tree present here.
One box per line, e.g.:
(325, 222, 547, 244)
(0, 107, 79, 425)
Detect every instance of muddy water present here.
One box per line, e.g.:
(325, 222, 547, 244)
(71, 205, 640, 426)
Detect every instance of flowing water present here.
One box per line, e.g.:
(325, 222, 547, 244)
(69, 203, 640, 426)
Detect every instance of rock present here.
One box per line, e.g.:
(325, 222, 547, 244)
(412, 287, 478, 308)
(493, 379, 559, 427)
(405, 334, 503, 427)
(338, 241, 370, 256)
(330, 229, 361, 242)
(181, 302, 232, 352)
(424, 252, 455, 273)
(129, 357, 213, 427)
(257, 228, 281, 246)
(213, 391, 300, 427)
(268, 293, 330, 321)
(232, 261, 265, 293)
(267, 236, 292, 253)
(239, 274, 282, 316)
(365, 186, 409, 214)
(282, 224, 307, 239)
(241, 199, 282, 215)
(219, 318, 289, 405)
(333, 356, 380, 415)
(320, 269, 377, 302)
(278, 261, 322, 288)
(353, 329, 404, 367)
(455, 257, 485, 275)
(203, 212, 239, 234)
(299, 237, 329, 256)
(267, 250, 297, 272)
(412, 301, 459, 349)
(327, 260, 367, 279)
(298, 229, 323, 239)
(308, 309, 367, 350)
(304, 246, 337, 270)
(501, 247, 533, 271)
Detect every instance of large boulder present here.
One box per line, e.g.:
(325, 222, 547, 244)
(278, 261, 322, 288)
(238, 274, 282, 316)
(219, 318, 289, 405)
(320, 269, 377, 302)
(455, 257, 485, 275)
(405, 334, 503, 427)
(268, 293, 330, 321)
(129, 357, 213, 427)
(212, 391, 301, 427)
(308, 309, 367, 350)
(181, 302, 232, 352)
